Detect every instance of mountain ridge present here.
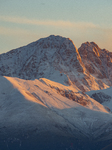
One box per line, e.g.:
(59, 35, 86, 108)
(0, 35, 112, 92)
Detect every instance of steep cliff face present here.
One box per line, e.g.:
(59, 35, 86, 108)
(0, 35, 112, 91)
(78, 41, 112, 82)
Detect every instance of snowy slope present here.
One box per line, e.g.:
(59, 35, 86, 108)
(0, 76, 77, 138)
(1, 76, 112, 141)
(0, 35, 112, 92)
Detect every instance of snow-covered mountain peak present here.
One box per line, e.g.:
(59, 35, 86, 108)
(0, 35, 112, 91)
(0, 35, 84, 83)
(36, 35, 78, 54)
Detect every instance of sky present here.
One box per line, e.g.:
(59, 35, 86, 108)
(0, 0, 112, 54)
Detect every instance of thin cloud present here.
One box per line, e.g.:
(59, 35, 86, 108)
(0, 15, 98, 29)
(0, 16, 112, 51)
(0, 26, 32, 36)
(0, 26, 20, 35)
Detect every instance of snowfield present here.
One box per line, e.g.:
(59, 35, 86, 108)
(0, 76, 112, 141)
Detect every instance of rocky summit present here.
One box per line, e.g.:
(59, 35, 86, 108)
(0, 35, 112, 91)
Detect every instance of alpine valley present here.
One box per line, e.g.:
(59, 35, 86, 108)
(0, 35, 112, 150)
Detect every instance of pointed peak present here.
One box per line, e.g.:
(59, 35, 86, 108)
(90, 42, 100, 50)
(78, 41, 101, 58)
(35, 35, 78, 51)
(79, 41, 101, 51)
(44, 35, 74, 43)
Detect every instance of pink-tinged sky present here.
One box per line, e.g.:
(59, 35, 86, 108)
(0, 0, 112, 53)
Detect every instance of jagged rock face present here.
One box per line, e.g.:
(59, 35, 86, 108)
(0, 35, 84, 81)
(0, 35, 112, 91)
(78, 42, 112, 80)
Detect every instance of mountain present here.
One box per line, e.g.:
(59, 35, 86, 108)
(0, 35, 112, 149)
(0, 35, 112, 92)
